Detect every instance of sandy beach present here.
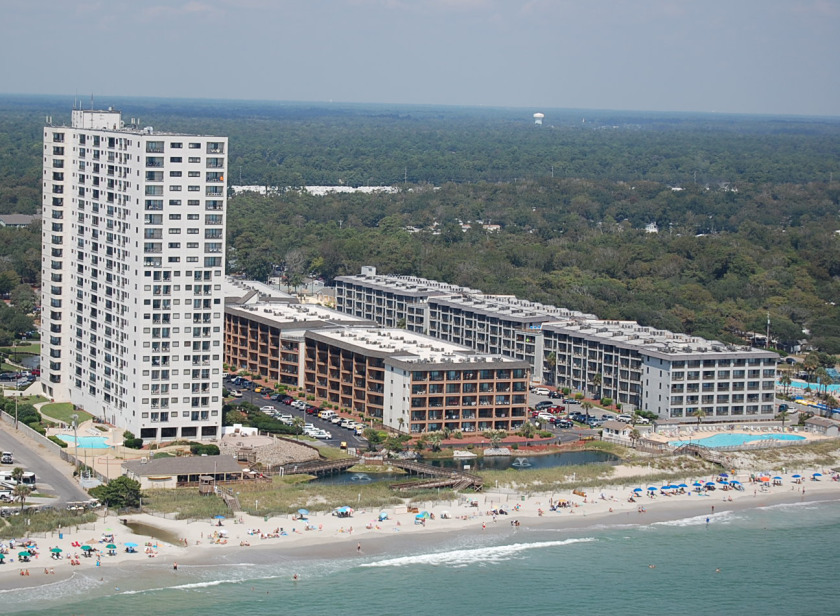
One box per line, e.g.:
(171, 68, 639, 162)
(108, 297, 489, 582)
(2, 462, 837, 593)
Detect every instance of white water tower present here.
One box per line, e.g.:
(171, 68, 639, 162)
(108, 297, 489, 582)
(533, 112, 545, 125)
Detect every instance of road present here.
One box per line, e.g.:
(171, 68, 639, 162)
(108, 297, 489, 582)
(0, 424, 90, 507)
(228, 384, 369, 450)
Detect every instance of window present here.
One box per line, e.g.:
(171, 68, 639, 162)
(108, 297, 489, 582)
(169, 199, 182, 206)
(188, 185, 200, 192)
(170, 156, 182, 163)
(169, 185, 182, 191)
(169, 213, 182, 220)
(189, 143, 201, 149)
(188, 171, 200, 177)
(171, 142, 183, 149)
(187, 213, 199, 220)
(169, 171, 182, 177)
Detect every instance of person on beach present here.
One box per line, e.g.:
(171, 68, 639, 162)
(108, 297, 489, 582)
(173, 562, 178, 571)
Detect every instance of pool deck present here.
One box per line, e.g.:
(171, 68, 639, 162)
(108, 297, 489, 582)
(647, 424, 826, 449)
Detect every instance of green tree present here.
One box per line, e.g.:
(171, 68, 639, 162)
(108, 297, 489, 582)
(9, 284, 36, 314)
(13, 483, 31, 512)
(629, 428, 642, 448)
(591, 373, 602, 400)
(692, 408, 706, 428)
(518, 422, 536, 439)
(581, 400, 594, 422)
(10, 467, 24, 484)
(89, 476, 143, 509)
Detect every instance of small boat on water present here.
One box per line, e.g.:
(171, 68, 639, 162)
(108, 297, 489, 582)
(452, 450, 478, 459)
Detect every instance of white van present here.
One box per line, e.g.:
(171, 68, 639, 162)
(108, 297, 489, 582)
(1, 452, 13, 465)
(318, 410, 337, 421)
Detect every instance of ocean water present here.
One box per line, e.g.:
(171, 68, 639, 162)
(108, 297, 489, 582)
(4, 499, 839, 616)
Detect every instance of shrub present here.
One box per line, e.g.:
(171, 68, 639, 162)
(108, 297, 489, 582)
(601, 397, 613, 407)
(562, 387, 571, 395)
(49, 435, 68, 448)
(27, 422, 46, 435)
(189, 443, 221, 456)
(123, 430, 144, 449)
(574, 393, 584, 400)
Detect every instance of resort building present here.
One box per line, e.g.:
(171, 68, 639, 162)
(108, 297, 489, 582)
(302, 328, 530, 434)
(332, 267, 779, 424)
(40, 108, 228, 442)
(224, 296, 376, 387)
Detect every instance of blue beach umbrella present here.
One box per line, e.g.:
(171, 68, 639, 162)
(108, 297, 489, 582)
(124, 542, 138, 548)
(705, 482, 716, 487)
(792, 474, 801, 478)
(693, 481, 703, 487)
(647, 487, 657, 491)
(730, 480, 741, 485)
(297, 508, 309, 515)
(719, 472, 729, 478)
(633, 488, 643, 493)
(813, 472, 822, 477)
(213, 515, 226, 520)
(677, 484, 688, 488)
(773, 476, 782, 480)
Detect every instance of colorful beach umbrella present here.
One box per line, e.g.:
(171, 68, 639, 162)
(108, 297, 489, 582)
(50, 547, 62, 553)
(81, 545, 93, 552)
(693, 481, 703, 487)
(18, 551, 30, 558)
(124, 542, 138, 548)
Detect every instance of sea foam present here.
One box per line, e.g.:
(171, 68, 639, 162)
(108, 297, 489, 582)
(361, 537, 595, 568)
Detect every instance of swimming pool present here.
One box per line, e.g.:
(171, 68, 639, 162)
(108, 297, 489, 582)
(669, 433, 806, 449)
(57, 434, 111, 449)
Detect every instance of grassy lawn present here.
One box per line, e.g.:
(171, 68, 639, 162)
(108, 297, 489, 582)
(40, 403, 94, 424)
(0, 342, 40, 355)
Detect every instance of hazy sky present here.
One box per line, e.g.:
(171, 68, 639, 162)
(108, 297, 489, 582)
(3, 0, 839, 116)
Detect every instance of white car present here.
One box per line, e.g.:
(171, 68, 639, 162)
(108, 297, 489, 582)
(531, 387, 550, 396)
(260, 405, 276, 412)
(331, 416, 344, 424)
(314, 430, 332, 439)
(339, 419, 355, 429)
(291, 400, 307, 410)
(278, 414, 293, 424)
(230, 390, 243, 398)
(616, 414, 633, 423)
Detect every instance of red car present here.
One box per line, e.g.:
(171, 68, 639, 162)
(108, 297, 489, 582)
(546, 405, 566, 414)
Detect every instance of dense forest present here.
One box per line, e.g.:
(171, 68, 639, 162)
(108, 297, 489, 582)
(0, 94, 838, 352)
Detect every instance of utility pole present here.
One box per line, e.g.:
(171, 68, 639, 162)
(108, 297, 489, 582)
(766, 312, 771, 350)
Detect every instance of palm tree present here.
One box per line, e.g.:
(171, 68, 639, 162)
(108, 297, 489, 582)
(581, 400, 594, 423)
(777, 407, 789, 431)
(485, 430, 505, 449)
(692, 408, 706, 429)
(427, 433, 442, 452)
(13, 484, 31, 513)
(803, 353, 820, 384)
(518, 422, 536, 439)
(629, 428, 642, 449)
(591, 373, 603, 400)
(814, 367, 830, 397)
(397, 417, 405, 434)
(545, 352, 557, 385)
(779, 370, 792, 397)
(10, 467, 24, 484)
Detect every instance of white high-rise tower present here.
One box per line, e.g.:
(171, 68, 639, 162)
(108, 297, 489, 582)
(40, 108, 228, 442)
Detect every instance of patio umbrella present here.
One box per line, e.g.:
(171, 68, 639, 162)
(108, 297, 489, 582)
(705, 482, 716, 487)
(813, 472, 823, 477)
(0, 553, 4, 559)
(106, 544, 117, 550)
(759, 476, 770, 482)
(647, 487, 657, 491)
(297, 509, 309, 515)
(213, 515, 226, 520)
(792, 474, 801, 478)
(17, 551, 30, 558)
(772, 476, 782, 480)
(633, 488, 643, 492)
(677, 484, 688, 488)
(718, 480, 729, 485)
(730, 480, 741, 485)
(124, 542, 138, 548)
(719, 472, 729, 478)
(80, 545, 93, 552)
(693, 481, 703, 487)
(50, 547, 62, 554)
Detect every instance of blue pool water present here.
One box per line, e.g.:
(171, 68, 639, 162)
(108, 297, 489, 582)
(669, 433, 806, 448)
(57, 434, 111, 448)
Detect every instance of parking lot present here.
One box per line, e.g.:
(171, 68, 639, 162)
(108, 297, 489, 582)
(224, 377, 369, 450)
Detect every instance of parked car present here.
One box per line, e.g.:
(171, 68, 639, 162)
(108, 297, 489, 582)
(554, 419, 573, 429)
(254, 386, 264, 394)
(564, 398, 578, 405)
(314, 430, 332, 439)
(546, 405, 565, 414)
(260, 405, 276, 413)
(230, 390, 243, 398)
(549, 391, 564, 399)
(634, 416, 650, 424)
(531, 387, 550, 396)
(616, 414, 633, 423)
(535, 400, 555, 411)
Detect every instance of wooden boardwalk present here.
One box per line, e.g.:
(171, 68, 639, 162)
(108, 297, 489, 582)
(388, 459, 483, 492)
(281, 457, 360, 476)
(672, 443, 726, 465)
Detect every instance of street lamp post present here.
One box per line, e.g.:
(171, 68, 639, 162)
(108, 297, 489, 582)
(14, 396, 18, 430)
(71, 414, 79, 472)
